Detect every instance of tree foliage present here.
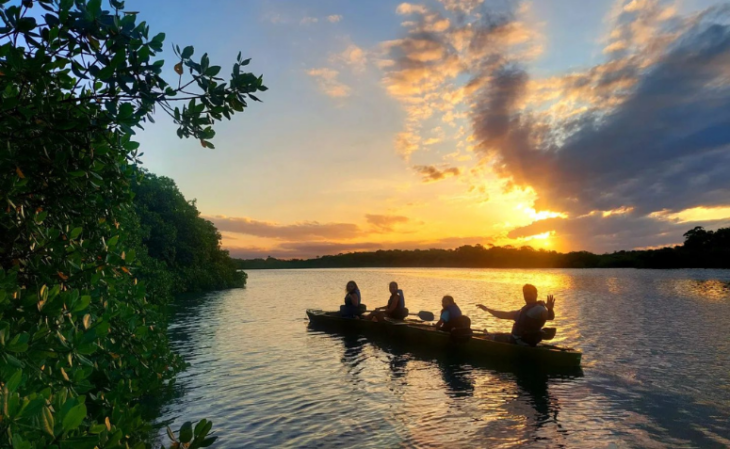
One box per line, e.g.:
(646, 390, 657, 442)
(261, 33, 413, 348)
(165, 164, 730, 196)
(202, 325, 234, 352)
(133, 172, 245, 295)
(236, 227, 730, 270)
(0, 0, 264, 447)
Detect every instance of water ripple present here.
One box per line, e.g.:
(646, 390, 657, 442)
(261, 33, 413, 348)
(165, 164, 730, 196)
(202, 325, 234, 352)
(156, 268, 730, 448)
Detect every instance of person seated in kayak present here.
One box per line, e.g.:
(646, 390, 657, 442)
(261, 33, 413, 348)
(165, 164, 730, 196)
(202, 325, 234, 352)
(476, 284, 555, 346)
(367, 281, 408, 321)
(340, 280, 363, 318)
(436, 295, 471, 332)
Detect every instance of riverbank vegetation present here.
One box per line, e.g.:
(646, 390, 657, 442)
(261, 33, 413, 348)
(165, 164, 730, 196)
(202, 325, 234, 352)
(236, 226, 730, 270)
(0, 1, 264, 447)
(133, 172, 245, 296)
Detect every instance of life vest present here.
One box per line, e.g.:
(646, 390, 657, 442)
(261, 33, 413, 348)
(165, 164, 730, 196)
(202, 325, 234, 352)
(388, 290, 405, 310)
(511, 302, 547, 338)
(443, 304, 462, 321)
(344, 288, 361, 307)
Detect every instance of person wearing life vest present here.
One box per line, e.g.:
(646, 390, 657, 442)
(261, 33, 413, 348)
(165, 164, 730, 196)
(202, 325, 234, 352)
(436, 295, 470, 332)
(476, 284, 555, 346)
(340, 280, 363, 318)
(367, 281, 408, 321)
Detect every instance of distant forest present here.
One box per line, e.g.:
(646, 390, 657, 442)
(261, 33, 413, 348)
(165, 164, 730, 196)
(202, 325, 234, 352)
(235, 226, 730, 269)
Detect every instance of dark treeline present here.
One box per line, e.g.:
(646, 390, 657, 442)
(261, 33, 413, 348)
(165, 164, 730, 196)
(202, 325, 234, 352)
(236, 226, 730, 269)
(132, 171, 245, 296)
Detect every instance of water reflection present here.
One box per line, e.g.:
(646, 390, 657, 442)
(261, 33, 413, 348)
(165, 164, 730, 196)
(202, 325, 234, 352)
(514, 372, 557, 431)
(439, 363, 475, 399)
(340, 333, 365, 368)
(320, 323, 573, 443)
(154, 268, 730, 448)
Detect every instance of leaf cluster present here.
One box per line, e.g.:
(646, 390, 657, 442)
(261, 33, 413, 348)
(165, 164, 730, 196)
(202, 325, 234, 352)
(0, 0, 263, 447)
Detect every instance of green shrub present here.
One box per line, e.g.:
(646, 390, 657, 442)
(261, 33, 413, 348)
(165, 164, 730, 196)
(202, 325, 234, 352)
(133, 172, 246, 295)
(0, 0, 265, 447)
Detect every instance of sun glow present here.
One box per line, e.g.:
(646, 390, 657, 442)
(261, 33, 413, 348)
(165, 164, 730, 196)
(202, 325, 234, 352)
(516, 205, 567, 222)
(518, 231, 554, 247)
(650, 206, 730, 223)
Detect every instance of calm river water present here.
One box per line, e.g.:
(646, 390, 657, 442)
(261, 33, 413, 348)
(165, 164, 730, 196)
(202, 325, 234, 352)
(156, 268, 730, 448)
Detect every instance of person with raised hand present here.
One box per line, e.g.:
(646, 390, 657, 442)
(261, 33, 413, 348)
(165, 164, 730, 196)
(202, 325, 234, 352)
(477, 284, 555, 346)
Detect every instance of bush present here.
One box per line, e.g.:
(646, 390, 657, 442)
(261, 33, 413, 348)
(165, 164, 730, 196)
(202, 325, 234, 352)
(0, 0, 265, 447)
(133, 172, 246, 294)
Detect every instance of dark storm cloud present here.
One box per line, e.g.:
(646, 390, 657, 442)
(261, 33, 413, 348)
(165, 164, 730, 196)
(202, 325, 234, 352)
(474, 6, 730, 217)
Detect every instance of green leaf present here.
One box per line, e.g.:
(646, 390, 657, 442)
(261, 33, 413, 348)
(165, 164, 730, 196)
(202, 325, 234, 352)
(16, 17, 37, 32)
(200, 437, 218, 447)
(71, 295, 91, 313)
(193, 419, 208, 437)
(59, 437, 99, 449)
(89, 423, 106, 434)
(62, 403, 87, 432)
(6, 369, 22, 392)
(107, 235, 120, 247)
(179, 421, 193, 443)
(119, 103, 134, 119)
(181, 46, 194, 59)
(70, 227, 83, 239)
(11, 434, 30, 449)
(19, 397, 45, 418)
(6, 333, 29, 353)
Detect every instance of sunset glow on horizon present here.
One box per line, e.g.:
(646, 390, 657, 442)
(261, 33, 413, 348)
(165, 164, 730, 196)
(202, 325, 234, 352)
(132, 0, 730, 258)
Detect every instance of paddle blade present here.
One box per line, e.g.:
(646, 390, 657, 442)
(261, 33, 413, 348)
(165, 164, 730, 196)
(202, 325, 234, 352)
(542, 327, 557, 340)
(417, 311, 435, 321)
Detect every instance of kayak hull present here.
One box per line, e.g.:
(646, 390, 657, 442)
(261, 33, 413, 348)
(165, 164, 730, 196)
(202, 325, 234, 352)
(306, 309, 582, 371)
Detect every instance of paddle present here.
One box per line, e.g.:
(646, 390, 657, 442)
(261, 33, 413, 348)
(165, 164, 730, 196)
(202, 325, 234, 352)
(413, 311, 435, 321)
(369, 309, 435, 322)
(542, 327, 557, 340)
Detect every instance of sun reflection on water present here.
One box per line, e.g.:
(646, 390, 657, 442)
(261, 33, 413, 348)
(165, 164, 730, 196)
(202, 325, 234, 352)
(156, 268, 730, 448)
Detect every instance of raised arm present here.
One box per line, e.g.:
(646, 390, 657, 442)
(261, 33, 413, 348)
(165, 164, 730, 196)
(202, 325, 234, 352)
(546, 295, 556, 321)
(476, 304, 518, 320)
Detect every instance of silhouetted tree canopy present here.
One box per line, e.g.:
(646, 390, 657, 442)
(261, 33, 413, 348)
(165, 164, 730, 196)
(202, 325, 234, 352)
(236, 227, 730, 269)
(133, 172, 245, 293)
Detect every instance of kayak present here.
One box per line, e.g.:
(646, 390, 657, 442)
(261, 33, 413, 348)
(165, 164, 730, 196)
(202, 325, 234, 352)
(306, 309, 582, 370)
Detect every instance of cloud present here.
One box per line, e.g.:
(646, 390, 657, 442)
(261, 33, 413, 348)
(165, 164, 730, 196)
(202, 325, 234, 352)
(507, 211, 730, 253)
(365, 214, 410, 232)
(471, 4, 730, 222)
(378, 0, 730, 250)
(208, 216, 362, 240)
(307, 68, 351, 97)
(438, 0, 484, 15)
(333, 44, 367, 72)
(413, 165, 461, 182)
(378, 0, 542, 169)
(227, 235, 495, 259)
(266, 13, 342, 25)
(395, 131, 421, 158)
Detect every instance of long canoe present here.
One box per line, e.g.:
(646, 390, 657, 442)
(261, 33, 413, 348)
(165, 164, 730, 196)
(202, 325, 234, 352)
(306, 309, 582, 370)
